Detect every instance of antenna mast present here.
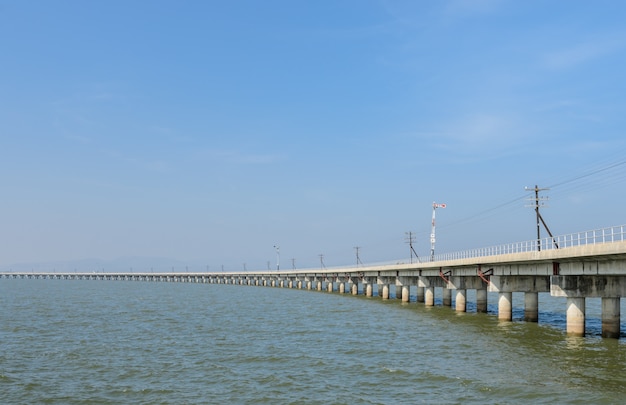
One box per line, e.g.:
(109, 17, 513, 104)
(430, 202, 447, 261)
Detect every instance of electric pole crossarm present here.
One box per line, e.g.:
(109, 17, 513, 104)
(354, 247, 363, 267)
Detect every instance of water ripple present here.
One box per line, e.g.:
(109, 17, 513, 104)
(1, 280, 626, 404)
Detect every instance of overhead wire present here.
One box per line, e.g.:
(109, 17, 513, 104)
(428, 153, 626, 236)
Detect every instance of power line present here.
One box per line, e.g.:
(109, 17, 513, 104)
(549, 160, 626, 189)
(436, 158, 626, 234)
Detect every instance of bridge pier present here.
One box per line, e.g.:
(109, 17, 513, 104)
(339, 282, 345, 294)
(524, 292, 539, 322)
(602, 297, 620, 339)
(351, 282, 358, 295)
(381, 284, 390, 300)
(417, 286, 425, 303)
(498, 292, 513, 321)
(455, 289, 466, 312)
(402, 285, 410, 303)
(327, 281, 333, 292)
(365, 283, 373, 297)
(551, 275, 626, 338)
(443, 288, 452, 307)
(476, 288, 488, 313)
(566, 297, 586, 336)
(425, 287, 434, 306)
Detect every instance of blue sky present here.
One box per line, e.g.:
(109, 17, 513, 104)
(2, 0, 626, 270)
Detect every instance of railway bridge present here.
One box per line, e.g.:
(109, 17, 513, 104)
(3, 225, 626, 338)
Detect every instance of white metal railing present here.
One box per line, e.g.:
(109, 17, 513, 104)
(315, 225, 626, 270)
(429, 224, 626, 262)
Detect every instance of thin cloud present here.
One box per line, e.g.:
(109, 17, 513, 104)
(543, 34, 626, 70)
(443, 0, 504, 17)
(437, 113, 521, 147)
(412, 113, 529, 163)
(200, 148, 282, 165)
(63, 134, 93, 144)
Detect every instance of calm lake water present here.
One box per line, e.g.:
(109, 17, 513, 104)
(1, 279, 625, 404)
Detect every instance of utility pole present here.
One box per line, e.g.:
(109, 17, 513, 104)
(319, 254, 326, 270)
(273, 245, 280, 270)
(430, 202, 447, 261)
(405, 231, 419, 263)
(525, 185, 558, 251)
(291, 258, 296, 270)
(354, 246, 363, 267)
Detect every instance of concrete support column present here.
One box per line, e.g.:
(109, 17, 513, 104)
(339, 282, 345, 294)
(566, 297, 586, 336)
(381, 284, 390, 300)
(524, 292, 539, 322)
(297, 280, 302, 289)
(351, 283, 358, 295)
(306, 280, 312, 290)
(327, 281, 333, 292)
(476, 288, 488, 313)
(417, 286, 425, 303)
(288, 280, 293, 288)
(425, 287, 434, 306)
(316, 281, 322, 291)
(366, 283, 373, 297)
(402, 285, 410, 303)
(455, 289, 466, 312)
(602, 297, 620, 339)
(443, 288, 452, 307)
(498, 292, 513, 321)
